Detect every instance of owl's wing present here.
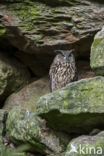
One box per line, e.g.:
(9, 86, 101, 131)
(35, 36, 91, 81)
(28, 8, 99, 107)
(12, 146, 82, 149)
(73, 67, 78, 81)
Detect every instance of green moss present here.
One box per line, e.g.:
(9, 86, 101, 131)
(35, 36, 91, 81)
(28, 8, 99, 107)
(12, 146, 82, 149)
(37, 77, 104, 134)
(92, 38, 104, 48)
(0, 24, 6, 36)
(0, 29, 6, 36)
(63, 101, 68, 108)
(7, 2, 43, 31)
(4, 0, 101, 50)
(90, 37, 104, 75)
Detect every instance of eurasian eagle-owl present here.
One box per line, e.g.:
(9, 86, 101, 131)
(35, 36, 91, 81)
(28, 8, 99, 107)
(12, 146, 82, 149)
(49, 50, 78, 92)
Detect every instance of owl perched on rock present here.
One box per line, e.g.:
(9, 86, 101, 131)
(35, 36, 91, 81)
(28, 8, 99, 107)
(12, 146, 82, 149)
(49, 50, 78, 92)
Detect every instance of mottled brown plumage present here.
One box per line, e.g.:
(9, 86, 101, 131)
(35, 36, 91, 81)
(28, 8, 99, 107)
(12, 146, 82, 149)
(49, 50, 78, 92)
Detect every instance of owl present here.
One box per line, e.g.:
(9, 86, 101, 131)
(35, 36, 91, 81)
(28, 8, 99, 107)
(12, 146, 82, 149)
(49, 50, 78, 92)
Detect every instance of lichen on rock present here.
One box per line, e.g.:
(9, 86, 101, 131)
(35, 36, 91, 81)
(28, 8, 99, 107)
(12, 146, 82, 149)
(90, 27, 104, 75)
(0, 0, 104, 57)
(37, 76, 104, 134)
(0, 52, 30, 102)
(6, 109, 69, 155)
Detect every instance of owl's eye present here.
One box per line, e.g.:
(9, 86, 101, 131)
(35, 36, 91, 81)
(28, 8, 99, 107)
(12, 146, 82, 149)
(69, 53, 72, 57)
(60, 53, 65, 57)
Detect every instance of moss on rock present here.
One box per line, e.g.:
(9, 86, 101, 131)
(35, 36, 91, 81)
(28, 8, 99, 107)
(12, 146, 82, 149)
(37, 76, 104, 134)
(0, 53, 30, 102)
(6, 109, 69, 155)
(90, 28, 104, 75)
(0, 110, 6, 144)
(1, 0, 104, 56)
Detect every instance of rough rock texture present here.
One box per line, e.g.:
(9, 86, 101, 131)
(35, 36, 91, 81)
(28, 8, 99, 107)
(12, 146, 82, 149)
(3, 77, 50, 112)
(34, 0, 88, 6)
(90, 27, 104, 75)
(6, 109, 69, 155)
(0, 0, 104, 58)
(65, 131, 104, 156)
(0, 52, 30, 103)
(37, 76, 104, 134)
(0, 110, 6, 144)
(0, 21, 10, 52)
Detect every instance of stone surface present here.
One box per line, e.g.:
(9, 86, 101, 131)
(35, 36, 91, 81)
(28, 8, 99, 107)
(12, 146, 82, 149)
(34, 0, 88, 6)
(0, 52, 30, 102)
(65, 131, 104, 156)
(6, 109, 69, 155)
(0, 21, 11, 53)
(0, 110, 6, 144)
(90, 27, 104, 75)
(3, 77, 50, 112)
(0, 1, 104, 58)
(37, 76, 104, 134)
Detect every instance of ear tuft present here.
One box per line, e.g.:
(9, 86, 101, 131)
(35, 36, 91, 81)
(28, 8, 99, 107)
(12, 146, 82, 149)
(69, 49, 75, 53)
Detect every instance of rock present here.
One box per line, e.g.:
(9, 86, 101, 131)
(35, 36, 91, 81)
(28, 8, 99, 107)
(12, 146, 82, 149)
(3, 77, 50, 112)
(0, 144, 29, 156)
(0, 110, 6, 144)
(37, 76, 104, 134)
(89, 128, 100, 136)
(0, 1, 104, 58)
(65, 131, 104, 156)
(6, 109, 69, 155)
(35, 0, 88, 6)
(0, 110, 10, 156)
(0, 21, 10, 52)
(0, 52, 30, 102)
(90, 27, 104, 75)
(0, 110, 5, 135)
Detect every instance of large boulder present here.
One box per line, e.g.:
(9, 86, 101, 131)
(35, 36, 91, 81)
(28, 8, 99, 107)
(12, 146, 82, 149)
(0, 52, 30, 102)
(37, 76, 104, 134)
(90, 27, 104, 75)
(0, 0, 104, 58)
(6, 109, 69, 155)
(3, 77, 50, 112)
(65, 131, 104, 156)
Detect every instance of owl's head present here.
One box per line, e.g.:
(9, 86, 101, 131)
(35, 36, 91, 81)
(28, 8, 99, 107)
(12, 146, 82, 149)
(54, 49, 74, 60)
